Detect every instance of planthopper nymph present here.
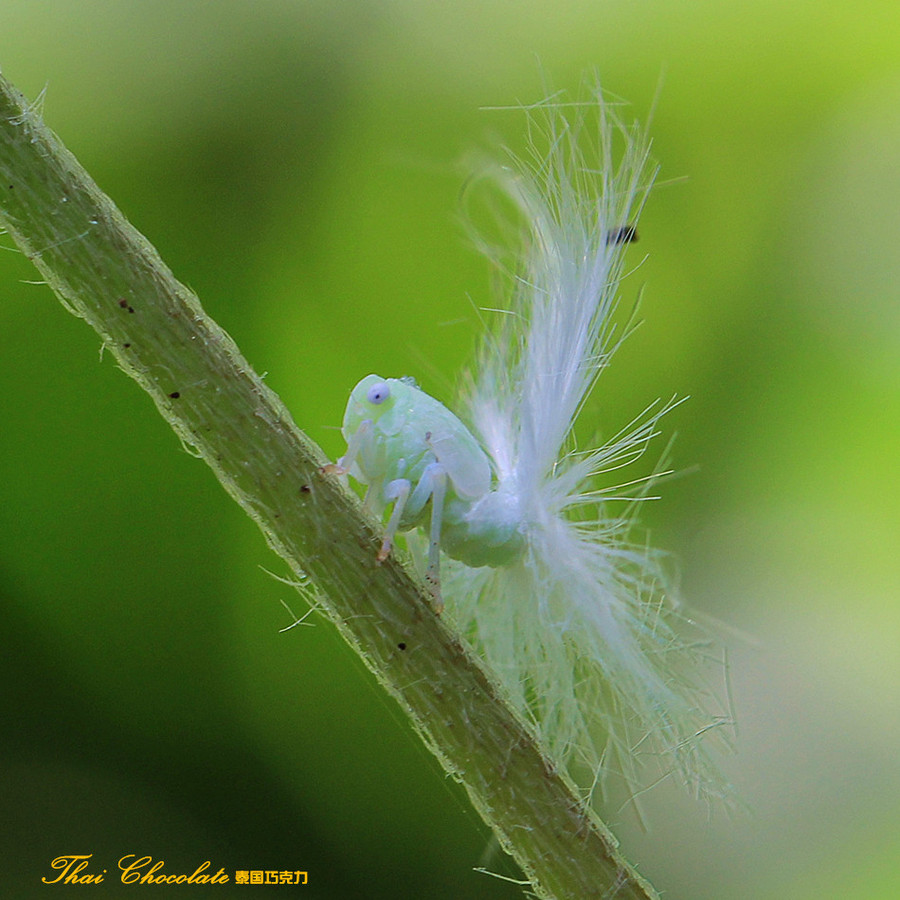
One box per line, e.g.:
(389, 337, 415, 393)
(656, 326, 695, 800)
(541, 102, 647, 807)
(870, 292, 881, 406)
(333, 374, 526, 611)
(329, 84, 733, 807)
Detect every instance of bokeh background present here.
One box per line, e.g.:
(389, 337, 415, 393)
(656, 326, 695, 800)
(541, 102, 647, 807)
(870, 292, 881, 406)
(2, 2, 899, 897)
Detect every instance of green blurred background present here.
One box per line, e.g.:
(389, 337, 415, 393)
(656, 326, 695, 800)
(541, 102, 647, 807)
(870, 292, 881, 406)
(2, 1, 899, 897)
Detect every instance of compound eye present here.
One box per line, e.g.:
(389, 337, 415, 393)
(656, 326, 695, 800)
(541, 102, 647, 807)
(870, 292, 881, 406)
(366, 382, 391, 405)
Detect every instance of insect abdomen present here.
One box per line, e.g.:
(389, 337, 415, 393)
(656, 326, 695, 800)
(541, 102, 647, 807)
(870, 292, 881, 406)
(440, 488, 526, 568)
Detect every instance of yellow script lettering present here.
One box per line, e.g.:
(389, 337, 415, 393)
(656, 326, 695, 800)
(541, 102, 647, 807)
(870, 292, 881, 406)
(42, 854, 104, 884)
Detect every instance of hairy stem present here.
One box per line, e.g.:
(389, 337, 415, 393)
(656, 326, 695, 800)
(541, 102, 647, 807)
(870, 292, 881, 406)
(0, 72, 658, 900)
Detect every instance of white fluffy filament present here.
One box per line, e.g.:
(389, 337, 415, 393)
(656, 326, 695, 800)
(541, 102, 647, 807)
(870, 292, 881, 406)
(445, 86, 732, 807)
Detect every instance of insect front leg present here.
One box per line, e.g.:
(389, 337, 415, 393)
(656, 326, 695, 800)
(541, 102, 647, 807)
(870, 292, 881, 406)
(321, 418, 373, 476)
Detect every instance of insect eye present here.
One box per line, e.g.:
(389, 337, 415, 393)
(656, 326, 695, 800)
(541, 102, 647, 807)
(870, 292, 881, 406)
(366, 382, 391, 405)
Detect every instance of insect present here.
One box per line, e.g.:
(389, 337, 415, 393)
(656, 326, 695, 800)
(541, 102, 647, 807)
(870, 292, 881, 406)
(333, 374, 525, 611)
(330, 86, 731, 805)
(605, 224, 639, 245)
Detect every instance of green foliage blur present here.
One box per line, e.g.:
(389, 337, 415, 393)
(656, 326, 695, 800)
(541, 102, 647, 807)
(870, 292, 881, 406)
(2, 2, 899, 897)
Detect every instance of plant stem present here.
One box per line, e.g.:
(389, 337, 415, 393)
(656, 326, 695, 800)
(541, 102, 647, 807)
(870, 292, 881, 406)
(0, 71, 658, 900)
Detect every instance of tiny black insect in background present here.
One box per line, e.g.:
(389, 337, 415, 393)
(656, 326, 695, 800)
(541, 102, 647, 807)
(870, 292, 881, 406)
(605, 225, 638, 246)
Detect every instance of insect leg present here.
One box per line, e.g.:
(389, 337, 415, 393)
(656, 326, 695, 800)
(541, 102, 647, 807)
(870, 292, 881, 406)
(322, 418, 373, 475)
(398, 461, 448, 611)
(376, 463, 447, 613)
(378, 478, 412, 562)
(425, 466, 447, 614)
(378, 460, 436, 561)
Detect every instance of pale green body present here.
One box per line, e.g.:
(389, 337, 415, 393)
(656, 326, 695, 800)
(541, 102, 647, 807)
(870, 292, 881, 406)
(341, 375, 525, 571)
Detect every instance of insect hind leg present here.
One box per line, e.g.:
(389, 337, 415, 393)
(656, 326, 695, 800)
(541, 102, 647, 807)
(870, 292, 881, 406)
(424, 465, 447, 614)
